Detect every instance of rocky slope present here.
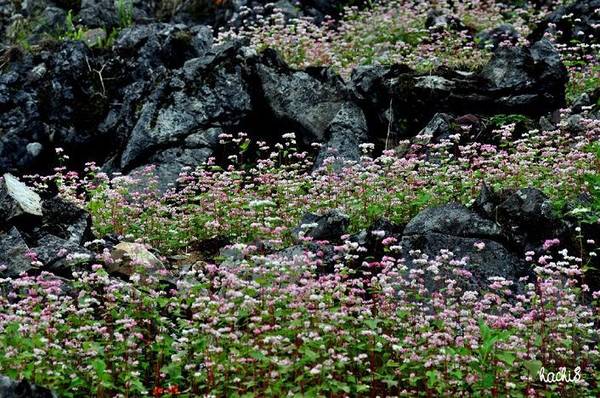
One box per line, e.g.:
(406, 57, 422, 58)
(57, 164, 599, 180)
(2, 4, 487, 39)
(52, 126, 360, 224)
(0, 0, 599, 396)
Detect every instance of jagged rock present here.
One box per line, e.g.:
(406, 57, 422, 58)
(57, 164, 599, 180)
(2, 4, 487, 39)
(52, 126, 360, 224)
(112, 23, 213, 79)
(34, 6, 67, 35)
(293, 209, 349, 241)
(401, 203, 528, 289)
(0, 41, 110, 174)
(352, 41, 567, 145)
(496, 188, 560, 241)
(128, 147, 214, 191)
(0, 375, 56, 398)
(0, 174, 43, 226)
(413, 113, 454, 145)
(255, 49, 353, 144)
(78, 0, 154, 29)
(530, 0, 600, 44)
(476, 24, 520, 49)
(314, 102, 369, 169)
(41, 196, 92, 245)
(119, 41, 252, 174)
(0, 227, 31, 278)
(403, 203, 504, 240)
(33, 234, 94, 276)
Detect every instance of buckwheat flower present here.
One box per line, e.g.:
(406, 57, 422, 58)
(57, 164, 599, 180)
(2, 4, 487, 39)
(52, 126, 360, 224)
(91, 264, 103, 271)
(371, 230, 386, 238)
(473, 241, 485, 251)
(543, 238, 561, 250)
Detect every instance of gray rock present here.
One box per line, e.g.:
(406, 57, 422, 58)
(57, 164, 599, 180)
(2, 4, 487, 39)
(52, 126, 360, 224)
(0, 227, 31, 278)
(413, 113, 454, 145)
(400, 232, 526, 290)
(530, 0, 600, 45)
(78, 0, 153, 29)
(26, 142, 43, 158)
(120, 42, 252, 172)
(314, 102, 369, 169)
(0, 374, 56, 398)
(293, 209, 349, 241)
(127, 147, 214, 191)
(34, 234, 93, 276)
(497, 188, 558, 236)
(404, 203, 503, 240)
(41, 197, 92, 245)
(482, 46, 531, 91)
(34, 6, 67, 35)
(0, 174, 43, 225)
(256, 50, 349, 144)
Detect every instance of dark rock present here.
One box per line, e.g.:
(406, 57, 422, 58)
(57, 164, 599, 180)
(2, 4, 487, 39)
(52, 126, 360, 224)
(293, 209, 349, 241)
(476, 24, 520, 49)
(0, 41, 111, 174)
(41, 196, 92, 245)
(33, 234, 94, 276)
(0, 374, 56, 398)
(473, 186, 566, 253)
(34, 6, 67, 35)
(112, 23, 213, 79)
(404, 203, 504, 240)
(0, 227, 31, 278)
(496, 188, 559, 240)
(352, 41, 567, 146)
(530, 0, 600, 45)
(413, 113, 454, 146)
(119, 41, 252, 174)
(128, 147, 214, 191)
(255, 50, 353, 144)
(347, 218, 403, 266)
(278, 242, 338, 274)
(314, 102, 369, 169)
(78, 0, 153, 29)
(0, 174, 43, 227)
(481, 39, 567, 108)
(400, 232, 527, 290)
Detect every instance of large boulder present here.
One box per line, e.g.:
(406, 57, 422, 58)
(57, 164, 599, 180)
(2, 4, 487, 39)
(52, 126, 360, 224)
(117, 40, 253, 187)
(401, 203, 527, 289)
(401, 232, 526, 290)
(403, 203, 504, 240)
(351, 40, 567, 145)
(530, 0, 600, 45)
(473, 187, 565, 252)
(255, 50, 354, 144)
(256, 49, 368, 167)
(0, 41, 110, 174)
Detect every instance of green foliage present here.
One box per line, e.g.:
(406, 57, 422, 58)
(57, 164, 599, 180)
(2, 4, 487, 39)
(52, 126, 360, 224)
(115, 0, 134, 28)
(489, 114, 532, 127)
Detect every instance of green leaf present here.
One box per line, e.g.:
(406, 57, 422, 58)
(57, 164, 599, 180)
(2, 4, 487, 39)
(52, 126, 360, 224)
(524, 360, 543, 378)
(496, 352, 516, 366)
